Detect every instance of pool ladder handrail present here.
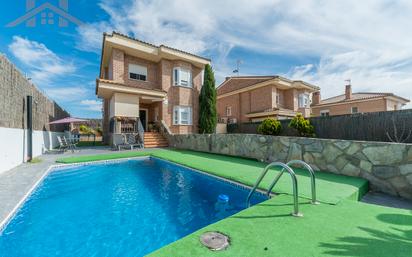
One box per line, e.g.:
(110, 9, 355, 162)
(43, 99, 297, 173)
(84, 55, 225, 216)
(246, 162, 302, 217)
(266, 160, 319, 205)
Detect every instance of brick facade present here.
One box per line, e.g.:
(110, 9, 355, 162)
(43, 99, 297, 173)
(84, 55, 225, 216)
(312, 98, 388, 116)
(102, 47, 204, 135)
(311, 85, 409, 116)
(217, 79, 315, 123)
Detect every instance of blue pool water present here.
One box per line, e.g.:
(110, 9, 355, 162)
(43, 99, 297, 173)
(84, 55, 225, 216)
(0, 158, 267, 257)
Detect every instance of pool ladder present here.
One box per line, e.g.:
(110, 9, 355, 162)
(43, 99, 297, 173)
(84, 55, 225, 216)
(245, 160, 319, 217)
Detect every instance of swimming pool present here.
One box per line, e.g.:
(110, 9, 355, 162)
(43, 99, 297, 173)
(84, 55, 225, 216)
(0, 157, 267, 257)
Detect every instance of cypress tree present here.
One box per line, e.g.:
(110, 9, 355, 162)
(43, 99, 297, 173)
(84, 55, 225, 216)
(198, 64, 217, 133)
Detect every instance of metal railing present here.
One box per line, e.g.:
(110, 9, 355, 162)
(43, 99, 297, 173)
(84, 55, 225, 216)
(137, 118, 145, 146)
(246, 162, 302, 217)
(267, 160, 318, 205)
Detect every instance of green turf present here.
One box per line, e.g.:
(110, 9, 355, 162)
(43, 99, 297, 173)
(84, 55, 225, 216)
(56, 149, 368, 204)
(55, 149, 410, 257)
(150, 150, 368, 204)
(148, 195, 412, 257)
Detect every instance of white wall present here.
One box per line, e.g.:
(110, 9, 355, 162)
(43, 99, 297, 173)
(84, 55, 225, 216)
(0, 127, 64, 174)
(109, 92, 139, 118)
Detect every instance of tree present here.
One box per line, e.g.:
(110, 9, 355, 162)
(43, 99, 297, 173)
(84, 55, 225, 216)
(198, 64, 217, 133)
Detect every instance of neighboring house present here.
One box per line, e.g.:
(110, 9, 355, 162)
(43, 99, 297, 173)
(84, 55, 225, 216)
(96, 32, 210, 145)
(311, 84, 410, 117)
(217, 76, 319, 123)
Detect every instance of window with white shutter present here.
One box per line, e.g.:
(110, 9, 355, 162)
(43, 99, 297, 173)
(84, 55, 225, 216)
(129, 64, 147, 81)
(173, 67, 192, 88)
(173, 106, 192, 125)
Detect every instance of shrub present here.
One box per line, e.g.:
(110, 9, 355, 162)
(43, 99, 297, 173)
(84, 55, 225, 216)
(288, 114, 315, 137)
(257, 118, 282, 135)
(79, 124, 92, 134)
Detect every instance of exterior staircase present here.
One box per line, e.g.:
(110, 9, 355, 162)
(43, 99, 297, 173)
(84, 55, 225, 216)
(144, 132, 169, 148)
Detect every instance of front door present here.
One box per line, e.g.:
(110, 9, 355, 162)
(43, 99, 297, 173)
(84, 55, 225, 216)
(139, 109, 147, 131)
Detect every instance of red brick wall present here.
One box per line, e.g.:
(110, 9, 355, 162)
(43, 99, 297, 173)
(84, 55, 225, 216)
(250, 85, 274, 113)
(158, 59, 202, 134)
(123, 54, 160, 90)
(111, 48, 125, 82)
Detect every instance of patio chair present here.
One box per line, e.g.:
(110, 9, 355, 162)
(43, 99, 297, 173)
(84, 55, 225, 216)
(126, 133, 143, 150)
(57, 136, 68, 152)
(62, 136, 77, 153)
(112, 134, 132, 151)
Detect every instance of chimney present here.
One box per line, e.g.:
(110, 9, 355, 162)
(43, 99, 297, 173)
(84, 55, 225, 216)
(312, 91, 321, 105)
(225, 77, 231, 81)
(345, 84, 352, 100)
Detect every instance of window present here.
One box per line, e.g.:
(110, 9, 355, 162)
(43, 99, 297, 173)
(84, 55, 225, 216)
(320, 110, 330, 117)
(173, 106, 192, 125)
(173, 67, 192, 87)
(226, 106, 232, 116)
(276, 94, 280, 105)
(129, 64, 147, 81)
(351, 106, 358, 114)
(298, 93, 310, 108)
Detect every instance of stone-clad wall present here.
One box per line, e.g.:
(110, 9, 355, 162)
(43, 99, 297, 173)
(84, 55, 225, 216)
(168, 134, 412, 199)
(0, 54, 69, 131)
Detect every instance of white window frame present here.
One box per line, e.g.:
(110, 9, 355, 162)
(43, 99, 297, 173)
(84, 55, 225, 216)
(276, 94, 280, 105)
(173, 67, 192, 88)
(351, 106, 359, 114)
(298, 93, 310, 108)
(226, 106, 232, 116)
(320, 110, 330, 117)
(173, 106, 193, 125)
(128, 64, 147, 81)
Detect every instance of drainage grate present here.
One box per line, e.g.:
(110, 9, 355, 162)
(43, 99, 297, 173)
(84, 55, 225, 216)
(200, 232, 230, 251)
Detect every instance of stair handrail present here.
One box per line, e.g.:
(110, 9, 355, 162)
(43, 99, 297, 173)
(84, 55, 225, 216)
(137, 118, 145, 146)
(266, 160, 318, 204)
(246, 162, 302, 217)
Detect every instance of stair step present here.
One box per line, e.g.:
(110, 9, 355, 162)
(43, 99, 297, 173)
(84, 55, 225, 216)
(145, 143, 168, 146)
(143, 132, 168, 148)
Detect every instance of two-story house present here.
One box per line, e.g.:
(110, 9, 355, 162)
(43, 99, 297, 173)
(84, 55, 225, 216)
(96, 32, 210, 146)
(311, 84, 409, 117)
(217, 76, 319, 123)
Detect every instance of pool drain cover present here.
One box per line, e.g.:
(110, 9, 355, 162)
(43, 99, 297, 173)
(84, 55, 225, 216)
(200, 232, 229, 251)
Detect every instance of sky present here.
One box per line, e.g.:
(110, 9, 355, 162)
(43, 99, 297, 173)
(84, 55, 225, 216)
(1, 0, 412, 118)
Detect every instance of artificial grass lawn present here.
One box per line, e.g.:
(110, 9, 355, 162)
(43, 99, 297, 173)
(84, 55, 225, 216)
(56, 149, 368, 205)
(151, 150, 368, 204)
(56, 149, 411, 257)
(148, 195, 412, 257)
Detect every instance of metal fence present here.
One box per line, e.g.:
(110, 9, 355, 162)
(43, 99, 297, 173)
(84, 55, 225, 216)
(227, 109, 412, 143)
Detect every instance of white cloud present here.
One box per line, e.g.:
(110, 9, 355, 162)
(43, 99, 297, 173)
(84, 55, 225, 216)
(80, 99, 102, 112)
(76, 0, 412, 106)
(45, 87, 88, 102)
(8, 36, 76, 84)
